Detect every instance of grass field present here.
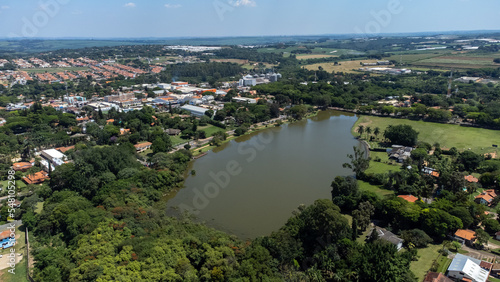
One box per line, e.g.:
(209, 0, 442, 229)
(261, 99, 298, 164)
(296, 54, 338, 60)
(0, 257, 28, 282)
(211, 59, 249, 64)
(355, 115, 500, 155)
(410, 243, 444, 280)
(200, 125, 226, 137)
(24, 67, 89, 73)
(358, 180, 394, 197)
(385, 52, 444, 64)
(305, 59, 380, 73)
(170, 135, 186, 146)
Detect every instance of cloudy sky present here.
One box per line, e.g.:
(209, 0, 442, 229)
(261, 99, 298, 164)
(0, 0, 499, 38)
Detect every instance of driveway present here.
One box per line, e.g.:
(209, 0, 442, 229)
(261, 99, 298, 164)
(460, 245, 500, 262)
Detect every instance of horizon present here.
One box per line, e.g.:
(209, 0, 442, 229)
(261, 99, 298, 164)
(1, 0, 500, 39)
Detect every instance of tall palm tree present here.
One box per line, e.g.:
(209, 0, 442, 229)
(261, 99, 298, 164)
(366, 126, 372, 139)
(357, 125, 364, 138)
(374, 127, 380, 140)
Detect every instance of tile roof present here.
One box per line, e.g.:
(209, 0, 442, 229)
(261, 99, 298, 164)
(465, 175, 479, 183)
(454, 229, 476, 241)
(12, 162, 32, 171)
(398, 195, 418, 203)
(22, 171, 49, 184)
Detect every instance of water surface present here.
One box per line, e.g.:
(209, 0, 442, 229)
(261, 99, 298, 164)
(166, 110, 360, 238)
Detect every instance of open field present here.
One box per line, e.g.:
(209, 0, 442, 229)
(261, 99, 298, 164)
(410, 243, 444, 280)
(355, 115, 500, 155)
(296, 54, 338, 60)
(211, 59, 249, 64)
(358, 180, 394, 197)
(385, 52, 444, 64)
(24, 67, 89, 73)
(170, 135, 186, 146)
(305, 59, 379, 73)
(258, 47, 364, 58)
(200, 125, 226, 137)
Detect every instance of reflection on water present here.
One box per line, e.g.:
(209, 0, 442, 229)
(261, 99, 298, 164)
(166, 110, 360, 239)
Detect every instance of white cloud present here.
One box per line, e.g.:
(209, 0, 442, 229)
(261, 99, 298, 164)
(231, 0, 256, 7)
(124, 3, 136, 8)
(165, 4, 181, 9)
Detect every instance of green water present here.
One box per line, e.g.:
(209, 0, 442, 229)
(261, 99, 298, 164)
(166, 110, 360, 238)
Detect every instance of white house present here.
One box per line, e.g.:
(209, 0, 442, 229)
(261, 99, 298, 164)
(447, 253, 489, 282)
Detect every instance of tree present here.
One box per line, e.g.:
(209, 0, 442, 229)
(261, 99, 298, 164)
(352, 201, 374, 232)
(357, 125, 364, 137)
(384, 125, 419, 146)
(343, 146, 370, 178)
(483, 219, 500, 234)
(400, 229, 432, 248)
(373, 127, 380, 140)
(475, 229, 490, 248)
(152, 137, 171, 154)
(365, 126, 372, 139)
(459, 151, 483, 172)
(451, 241, 462, 252)
(205, 109, 214, 118)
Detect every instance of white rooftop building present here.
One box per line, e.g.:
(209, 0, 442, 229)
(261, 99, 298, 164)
(447, 254, 489, 282)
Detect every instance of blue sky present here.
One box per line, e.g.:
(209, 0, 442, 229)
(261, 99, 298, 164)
(1, 0, 499, 38)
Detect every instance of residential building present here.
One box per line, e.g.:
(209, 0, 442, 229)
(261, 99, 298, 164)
(397, 195, 418, 203)
(12, 162, 33, 172)
(447, 253, 489, 282)
(40, 149, 67, 172)
(475, 189, 497, 206)
(22, 171, 50, 185)
(465, 175, 479, 183)
(388, 145, 413, 163)
(454, 229, 476, 246)
(372, 227, 404, 251)
(56, 145, 75, 154)
(0, 230, 15, 249)
(233, 97, 257, 104)
(165, 129, 181, 136)
(134, 142, 152, 152)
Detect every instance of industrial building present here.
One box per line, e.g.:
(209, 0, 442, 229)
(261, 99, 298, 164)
(181, 105, 212, 117)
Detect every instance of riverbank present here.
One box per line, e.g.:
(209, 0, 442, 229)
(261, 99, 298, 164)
(190, 110, 320, 158)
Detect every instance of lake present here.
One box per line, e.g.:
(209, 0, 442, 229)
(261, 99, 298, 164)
(166, 110, 360, 239)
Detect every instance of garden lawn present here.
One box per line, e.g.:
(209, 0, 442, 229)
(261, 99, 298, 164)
(410, 243, 444, 280)
(200, 125, 226, 137)
(358, 180, 393, 197)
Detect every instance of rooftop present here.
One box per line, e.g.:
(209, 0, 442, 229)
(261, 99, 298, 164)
(398, 195, 418, 203)
(455, 229, 476, 241)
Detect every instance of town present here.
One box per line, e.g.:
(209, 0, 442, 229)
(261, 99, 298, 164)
(1, 1, 500, 281)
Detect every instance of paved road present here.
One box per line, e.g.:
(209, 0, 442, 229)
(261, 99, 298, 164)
(0, 220, 21, 232)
